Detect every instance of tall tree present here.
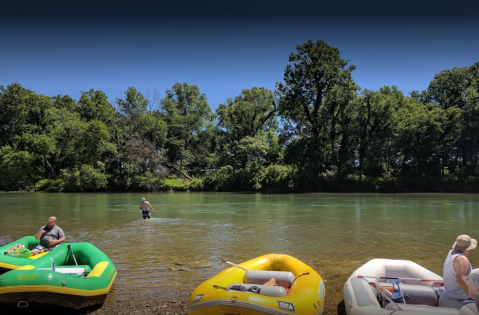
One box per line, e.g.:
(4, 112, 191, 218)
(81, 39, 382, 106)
(458, 63, 479, 175)
(160, 83, 214, 171)
(216, 87, 278, 143)
(112, 87, 168, 185)
(116, 86, 148, 117)
(394, 97, 442, 177)
(425, 67, 472, 176)
(53, 94, 77, 112)
(426, 66, 471, 110)
(277, 39, 358, 177)
(353, 86, 403, 178)
(0, 83, 33, 147)
(77, 89, 115, 124)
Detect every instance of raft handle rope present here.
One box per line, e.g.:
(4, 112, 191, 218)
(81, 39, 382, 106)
(288, 272, 309, 289)
(222, 259, 249, 271)
(213, 284, 261, 294)
(360, 277, 404, 311)
(358, 275, 444, 284)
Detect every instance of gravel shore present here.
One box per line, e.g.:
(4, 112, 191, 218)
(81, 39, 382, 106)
(86, 284, 344, 315)
(83, 257, 354, 315)
(2, 282, 346, 315)
(1, 258, 370, 315)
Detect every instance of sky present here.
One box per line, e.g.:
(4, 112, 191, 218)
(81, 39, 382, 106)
(1, 1, 478, 112)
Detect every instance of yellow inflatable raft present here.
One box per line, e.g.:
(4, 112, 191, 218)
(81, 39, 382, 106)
(187, 253, 325, 315)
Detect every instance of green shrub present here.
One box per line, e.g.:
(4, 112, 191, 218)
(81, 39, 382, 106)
(259, 164, 294, 192)
(188, 178, 204, 191)
(159, 178, 190, 191)
(62, 164, 109, 192)
(35, 179, 65, 192)
(202, 166, 260, 191)
(203, 165, 235, 191)
(129, 172, 161, 191)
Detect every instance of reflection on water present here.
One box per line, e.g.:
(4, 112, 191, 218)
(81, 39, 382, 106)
(1, 192, 479, 301)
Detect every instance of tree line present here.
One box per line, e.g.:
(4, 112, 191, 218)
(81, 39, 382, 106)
(1, 39, 479, 192)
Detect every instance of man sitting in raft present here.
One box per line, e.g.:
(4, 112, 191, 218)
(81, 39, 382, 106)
(35, 216, 65, 250)
(439, 234, 479, 314)
(139, 197, 155, 219)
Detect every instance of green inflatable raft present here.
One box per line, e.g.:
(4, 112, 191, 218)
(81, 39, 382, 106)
(0, 238, 116, 309)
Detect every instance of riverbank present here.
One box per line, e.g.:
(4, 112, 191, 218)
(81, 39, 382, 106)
(1, 259, 355, 315)
(89, 257, 359, 315)
(2, 258, 358, 315)
(9, 174, 479, 193)
(2, 255, 447, 315)
(83, 255, 443, 315)
(87, 257, 359, 315)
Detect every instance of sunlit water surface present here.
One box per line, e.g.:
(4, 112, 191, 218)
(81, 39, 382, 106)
(1, 192, 478, 302)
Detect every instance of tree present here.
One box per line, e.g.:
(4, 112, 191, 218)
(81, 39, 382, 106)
(277, 39, 358, 177)
(116, 86, 148, 117)
(458, 85, 479, 175)
(0, 83, 38, 147)
(53, 94, 77, 112)
(77, 120, 117, 166)
(115, 87, 167, 149)
(160, 83, 214, 171)
(49, 107, 85, 173)
(426, 66, 471, 110)
(0, 146, 40, 190)
(425, 65, 476, 176)
(77, 89, 115, 124)
(353, 86, 403, 178)
(394, 97, 442, 177)
(0, 84, 63, 180)
(216, 87, 278, 143)
(125, 137, 169, 177)
(110, 88, 168, 187)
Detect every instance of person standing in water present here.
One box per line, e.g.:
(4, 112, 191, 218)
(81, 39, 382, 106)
(139, 197, 155, 219)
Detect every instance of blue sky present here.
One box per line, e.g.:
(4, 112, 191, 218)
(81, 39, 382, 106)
(1, 1, 478, 112)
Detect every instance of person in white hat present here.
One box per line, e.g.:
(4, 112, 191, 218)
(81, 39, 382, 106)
(139, 197, 155, 219)
(439, 234, 479, 314)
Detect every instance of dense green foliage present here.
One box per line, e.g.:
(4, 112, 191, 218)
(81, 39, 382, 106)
(1, 39, 478, 192)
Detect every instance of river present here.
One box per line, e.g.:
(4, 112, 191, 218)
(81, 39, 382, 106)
(1, 192, 478, 306)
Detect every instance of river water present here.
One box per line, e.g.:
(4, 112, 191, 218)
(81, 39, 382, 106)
(1, 192, 478, 303)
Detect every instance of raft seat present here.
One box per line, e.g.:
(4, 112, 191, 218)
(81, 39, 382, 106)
(37, 265, 91, 275)
(244, 270, 295, 288)
(399, 283, 438, 306)
(227, 283, 288, 297)
(384, 303, 460, 314)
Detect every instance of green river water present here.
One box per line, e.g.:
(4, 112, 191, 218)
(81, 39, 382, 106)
(1, 192, 478, 303)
